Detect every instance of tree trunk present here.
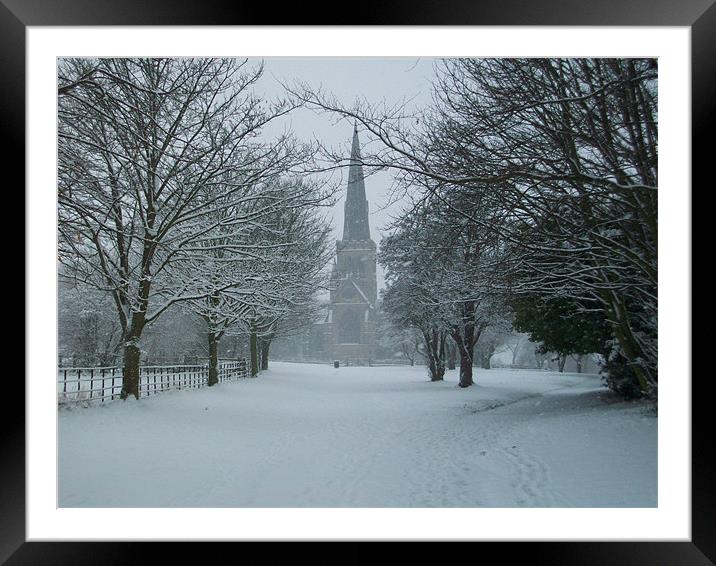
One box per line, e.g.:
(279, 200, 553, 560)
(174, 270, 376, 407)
(430, 354, 445, 381)
(452, 327, 476, 388)
(119, 258, 150, 400)
(558, 354, 567, 373)
(454, 302, 478, 387)
(249, 322, 259, 377)
(424, 334, 440, 381)
(120, 340, 141, 400)
(459, 349, 474, 387)
(434, 329, 446, 381)
(575, 354, 583, 373)
(422, 328, 446, 381)
(260, 338, 270, 371)
(208, 332, 219, 386)
(480, 351, 491, 370)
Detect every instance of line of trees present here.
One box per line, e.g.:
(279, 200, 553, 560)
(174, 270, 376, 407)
(293, 58, 657, 398)
(58, 58, 333, 399)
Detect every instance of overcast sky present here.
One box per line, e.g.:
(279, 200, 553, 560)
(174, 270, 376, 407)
(249, 57, 439, 292)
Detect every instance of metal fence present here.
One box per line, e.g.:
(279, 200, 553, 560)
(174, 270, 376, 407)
(57, 359, 248, 405)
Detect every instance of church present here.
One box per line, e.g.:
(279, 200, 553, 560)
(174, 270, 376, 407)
(304, 125, 378, 365)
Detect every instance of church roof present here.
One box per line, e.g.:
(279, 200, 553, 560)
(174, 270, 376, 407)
(333, 277, 373, 307)
(341, 125, 372, 242)
(349, 279, 371, 305)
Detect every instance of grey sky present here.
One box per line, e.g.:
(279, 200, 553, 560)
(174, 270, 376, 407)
(250, 57, 439, 292)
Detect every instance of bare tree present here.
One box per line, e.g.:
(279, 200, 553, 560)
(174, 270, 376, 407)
(380, 266, 447, 382)
(58, 58, 319, 399)
(475, 321, 514, 370)
(375, 319, 423, 366)
(247, 197, 333, 373)
(58, 276, 122, 367)
(380, 193, 506, 386)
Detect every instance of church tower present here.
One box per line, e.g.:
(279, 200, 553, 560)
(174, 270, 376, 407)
(327, 125, 378, 364)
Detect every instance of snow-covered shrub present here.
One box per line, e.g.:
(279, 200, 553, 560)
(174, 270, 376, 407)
(601, 342, 643, 400)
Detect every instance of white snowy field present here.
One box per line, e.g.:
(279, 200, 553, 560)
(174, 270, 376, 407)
(58, 362, 657, 508)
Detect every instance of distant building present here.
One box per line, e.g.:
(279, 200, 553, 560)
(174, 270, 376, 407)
(305, 125, 378, 365)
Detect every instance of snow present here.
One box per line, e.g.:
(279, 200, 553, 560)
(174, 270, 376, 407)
(58, 362, 656, 508)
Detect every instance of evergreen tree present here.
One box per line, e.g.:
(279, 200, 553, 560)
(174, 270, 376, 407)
(512, 295, 612, 374)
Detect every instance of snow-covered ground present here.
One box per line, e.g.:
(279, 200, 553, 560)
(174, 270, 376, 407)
(58, 362, 657, 507)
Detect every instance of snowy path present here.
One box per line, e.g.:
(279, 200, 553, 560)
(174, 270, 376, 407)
(58, 362, 657, 507)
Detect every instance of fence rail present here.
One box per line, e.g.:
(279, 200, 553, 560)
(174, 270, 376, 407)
(58, 359, 248, 405)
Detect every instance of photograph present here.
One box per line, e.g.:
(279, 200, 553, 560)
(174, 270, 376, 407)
(10, 14, 704, 564)
(56, 56, 658, 509)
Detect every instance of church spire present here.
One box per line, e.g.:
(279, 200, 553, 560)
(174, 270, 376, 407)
(342, 124, 371, 241)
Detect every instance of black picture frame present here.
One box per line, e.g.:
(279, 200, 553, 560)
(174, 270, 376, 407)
(7, 1, 707, 564)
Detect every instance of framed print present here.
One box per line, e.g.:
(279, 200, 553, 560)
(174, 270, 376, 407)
(8, 0, 708, 563)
